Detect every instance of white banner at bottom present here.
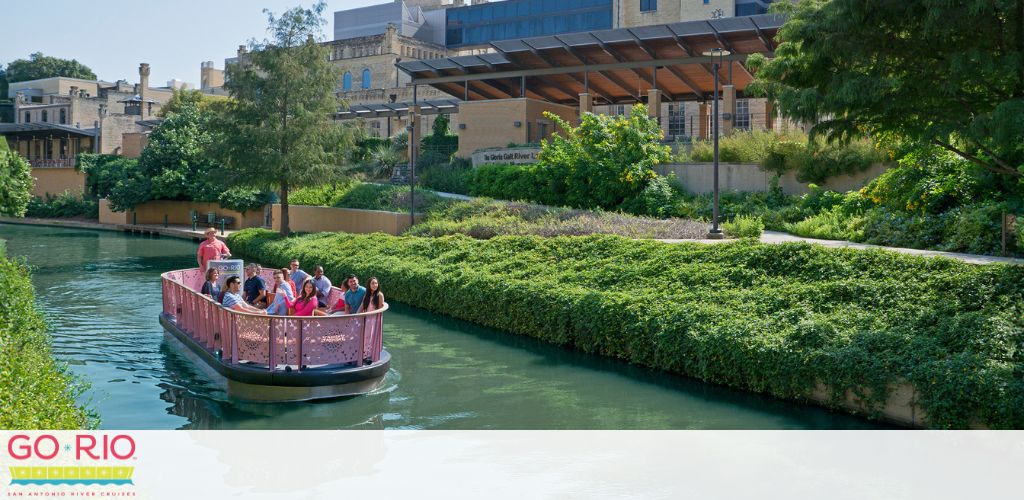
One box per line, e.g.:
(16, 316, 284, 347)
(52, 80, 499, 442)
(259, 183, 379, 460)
(1, 431, 1022, 499)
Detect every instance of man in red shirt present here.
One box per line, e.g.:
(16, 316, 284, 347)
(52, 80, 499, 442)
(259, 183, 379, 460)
(197, 227, 231, 271)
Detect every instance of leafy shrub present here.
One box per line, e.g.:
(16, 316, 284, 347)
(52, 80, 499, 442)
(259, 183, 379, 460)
(78, 154, 149, 211)
(229, 228, 1024, 428)
(785, 208, 864, 241)
(862, 148, 987, 215)
(940, 202, 1006, 255)
(288, 181, 355, 207)
(722, 214, 765, 238)
(418, 159, 472, 194)
(334, 183, 442, 213)
(0, 256, 94, 428)
(469, 163, 552, 204)
(25, 191, 99, 219)
(619, 176, 678, 217)
(217, 187, 274, 213)
(408, 198, 708, 239)
(0, 150, 33, 217)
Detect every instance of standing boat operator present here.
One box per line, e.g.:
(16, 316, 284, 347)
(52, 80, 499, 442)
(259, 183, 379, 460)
(197, 227, 231, 272)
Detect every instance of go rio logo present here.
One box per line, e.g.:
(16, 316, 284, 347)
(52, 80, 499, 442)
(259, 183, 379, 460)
(6, 434, 136, 486)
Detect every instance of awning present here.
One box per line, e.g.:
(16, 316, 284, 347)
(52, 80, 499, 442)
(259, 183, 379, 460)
(397, 14, 783, 105)
(0, 123, 99, 139)
(335, 99, 460, 119)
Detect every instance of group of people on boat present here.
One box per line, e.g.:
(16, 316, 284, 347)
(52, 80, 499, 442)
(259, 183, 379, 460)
(196, 227, 384, 317)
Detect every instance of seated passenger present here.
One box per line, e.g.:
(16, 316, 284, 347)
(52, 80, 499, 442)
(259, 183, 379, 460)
(221, 276, 267, 314)
(266, 270, 295, 316)
(289, 259, 309, 287)
(311, 265, 332, 309)
(200, 268, 221, 301)
(360, 277, 385, 313)
(243, 263, 267, 306)
(285, 278, 319, 316)
(280, 268, 298, 297)
(329, 275, 365, 315)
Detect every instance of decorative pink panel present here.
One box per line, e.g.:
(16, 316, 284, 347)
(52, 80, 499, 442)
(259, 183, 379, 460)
(235, 314, 270, 365)
(301, 316, 364, 367)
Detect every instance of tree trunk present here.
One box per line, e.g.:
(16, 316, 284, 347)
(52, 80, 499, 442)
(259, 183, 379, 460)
(280, 180, 290, 236)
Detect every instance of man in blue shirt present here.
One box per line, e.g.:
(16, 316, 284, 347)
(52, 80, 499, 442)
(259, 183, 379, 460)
(243, 264, 267, 306)
(341, 275, 365, 314)
(289, 259, 309, 288)
(266, 270, 294, 316)
(311, 265, 332, 308)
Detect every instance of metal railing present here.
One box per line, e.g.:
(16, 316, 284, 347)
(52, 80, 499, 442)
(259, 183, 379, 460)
(28, 158, 77, 168)
(161, 268, 385, 371)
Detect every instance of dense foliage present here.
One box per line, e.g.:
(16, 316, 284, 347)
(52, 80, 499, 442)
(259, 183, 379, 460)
(289, 181, 443, 213)
(407, 198, 710, 239)
(683, 129, 885, 183)
(25, 191, 98, 219)
(749, 0, 1024, 186)
(417, 158, 472, 194)
(229, 228, 1024, 428)
(0, 149, 33, 217)
(0, 256, 93, 428)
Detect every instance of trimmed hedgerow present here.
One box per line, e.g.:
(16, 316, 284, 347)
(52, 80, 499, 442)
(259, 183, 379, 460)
(0, 256, 94, 429)
(228, 228, 1024, 428)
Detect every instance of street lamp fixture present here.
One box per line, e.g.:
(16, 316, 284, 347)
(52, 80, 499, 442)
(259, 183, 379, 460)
(701, 48, 730, 239)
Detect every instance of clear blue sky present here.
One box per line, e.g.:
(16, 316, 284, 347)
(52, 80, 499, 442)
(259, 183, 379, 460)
(2, 0, 381, 87)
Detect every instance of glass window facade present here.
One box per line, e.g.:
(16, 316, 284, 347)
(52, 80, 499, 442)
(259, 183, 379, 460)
(446, 0, 613, 48)
(735, 99, 750, 130)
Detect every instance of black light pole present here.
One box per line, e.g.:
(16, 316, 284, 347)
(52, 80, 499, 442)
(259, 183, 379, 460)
(702, 48, 729, 239)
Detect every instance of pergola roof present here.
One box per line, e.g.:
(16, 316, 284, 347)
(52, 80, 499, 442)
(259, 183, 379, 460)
(397, 14, 783, 105)
(0, 123, 98, 138)
(335, 99, 460, 119)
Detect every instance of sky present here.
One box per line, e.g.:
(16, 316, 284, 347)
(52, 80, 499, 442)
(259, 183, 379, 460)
(1, 0, 385, 87)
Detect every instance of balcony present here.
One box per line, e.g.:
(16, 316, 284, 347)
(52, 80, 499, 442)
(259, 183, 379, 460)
(29, 157, 77, 168)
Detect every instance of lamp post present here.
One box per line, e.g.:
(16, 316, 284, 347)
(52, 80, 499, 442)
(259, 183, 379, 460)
(702, 48, 730, 239)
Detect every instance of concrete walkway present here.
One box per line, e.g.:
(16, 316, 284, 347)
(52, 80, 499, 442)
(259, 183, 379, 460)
(659, 230, 1023, 265)
(0, 217, 237, 242)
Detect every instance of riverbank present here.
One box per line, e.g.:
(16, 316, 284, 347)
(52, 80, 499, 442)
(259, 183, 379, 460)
(229, 228, 1024, 429)
(0, 216, 235, 241)
(0, 246, 93, 429)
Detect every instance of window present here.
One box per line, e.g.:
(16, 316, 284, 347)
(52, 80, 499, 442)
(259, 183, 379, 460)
(735, 99, 751, 130)
(704, 0, 710, 3)
(59, 108, 67, 124)
(361, 69, 371, 89)
(343, 72, 352, 91)
(24, 112, 30, 123)
(42, 110, 48, 122)
(60, 138, 68, 159)
(668, 104, 686, 138)
(45, 138, 53, 160)
(641, 0, 657, 11)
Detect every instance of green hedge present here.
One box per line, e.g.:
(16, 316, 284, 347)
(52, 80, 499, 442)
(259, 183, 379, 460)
(229, 228, 1024, 428)
(0, 256, 93, 429)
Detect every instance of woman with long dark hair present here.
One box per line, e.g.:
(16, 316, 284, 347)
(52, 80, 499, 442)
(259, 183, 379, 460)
(360, 277, 384, 313)
(200, 268, 222, 302)
(285, 278, 319, 316)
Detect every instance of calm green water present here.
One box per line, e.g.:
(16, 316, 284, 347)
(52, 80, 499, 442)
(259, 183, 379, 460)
(1, 223, 890, 429)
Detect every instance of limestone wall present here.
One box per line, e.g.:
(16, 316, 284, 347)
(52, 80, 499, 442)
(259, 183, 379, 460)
(30, 168, 86, 198)
(99, 199, 266, 229)
(456, 98, 577, 157)
(271, 204, 422, 235)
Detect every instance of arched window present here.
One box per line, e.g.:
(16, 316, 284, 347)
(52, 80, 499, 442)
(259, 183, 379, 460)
(362, 69, 371, 89)
(59, 108, 67, 124)
(343, 72, 352, 91)
(42, 110, 48, 122)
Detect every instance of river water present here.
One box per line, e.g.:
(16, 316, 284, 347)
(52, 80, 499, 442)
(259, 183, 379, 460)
(1, 224, 888, 429)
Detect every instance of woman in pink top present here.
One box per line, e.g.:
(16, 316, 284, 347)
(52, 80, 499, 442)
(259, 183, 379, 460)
(285, 278, 319, 316)
(197, 227, 231, 271)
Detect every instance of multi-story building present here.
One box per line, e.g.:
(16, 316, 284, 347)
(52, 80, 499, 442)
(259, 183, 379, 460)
(326, 0, 776, 147)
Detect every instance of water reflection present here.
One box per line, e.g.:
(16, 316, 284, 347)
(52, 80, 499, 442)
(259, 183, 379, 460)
(1, 223, 892, 429)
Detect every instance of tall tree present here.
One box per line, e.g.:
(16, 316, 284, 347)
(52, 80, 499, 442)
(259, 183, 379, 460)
(0, 150, 33, 217)
(748, 0, 1024, 184)
(210, 1, 348, 235)
(4, 52, 97, 83)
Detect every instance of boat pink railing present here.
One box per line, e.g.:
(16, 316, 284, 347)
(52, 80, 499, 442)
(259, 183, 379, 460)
(161, 268, 385, 371)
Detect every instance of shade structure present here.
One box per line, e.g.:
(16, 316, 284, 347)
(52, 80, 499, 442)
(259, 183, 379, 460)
(396, 14, 783, 105)
(335, 99, 460, 119)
